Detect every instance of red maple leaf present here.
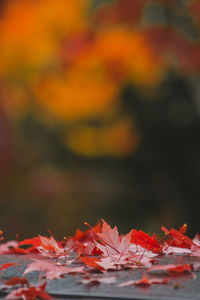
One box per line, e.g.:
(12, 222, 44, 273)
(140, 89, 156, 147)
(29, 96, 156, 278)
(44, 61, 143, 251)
(5, 282, 51, 300)
(4, 277, 29, 287)
(79, 256, 103, 272)
(73, 221, 102, 243)
(0, 219, 199, 290)
(19, 237, 41, 248)
(161, 224, 193, 248)
(84, 220, 158, 270)
(119, 274, 169, 287)
(19, 236, 68, 258)
(131, 229, 161, 253)
(66, 221, 102, 256)
(85, 219, 132, 257)
(147, 263, 192, 274)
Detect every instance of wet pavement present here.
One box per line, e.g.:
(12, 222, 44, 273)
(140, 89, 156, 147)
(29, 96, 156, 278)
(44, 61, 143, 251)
(0, 254, 200, 300)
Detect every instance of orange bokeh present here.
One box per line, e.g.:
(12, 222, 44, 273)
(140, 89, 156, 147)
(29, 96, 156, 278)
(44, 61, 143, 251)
(0, 0, 198, 157)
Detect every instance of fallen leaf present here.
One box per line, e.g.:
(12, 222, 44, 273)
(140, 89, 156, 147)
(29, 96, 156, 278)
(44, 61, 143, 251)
(147, 264, 192, 274)
(161, 225, 193, 248)
(19, 236, 68, 259)
(79, 256, 103, 271)
(23, 259, 85, 280)
(131, 230, 161, 253)
(5, 282, 51, 300)
(0, 241, 19, 254)
(119, 274, 169, 287)
(86, 220, 158, 270)
(4, 277, 29, 287)
(162, 244, 191, 255)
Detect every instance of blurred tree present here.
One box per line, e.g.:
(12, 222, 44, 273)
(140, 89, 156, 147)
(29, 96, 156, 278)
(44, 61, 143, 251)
(0, 0, 199, 237)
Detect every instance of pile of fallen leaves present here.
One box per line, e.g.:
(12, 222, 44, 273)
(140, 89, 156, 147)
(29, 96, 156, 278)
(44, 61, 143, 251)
(0, 220, 200, 299)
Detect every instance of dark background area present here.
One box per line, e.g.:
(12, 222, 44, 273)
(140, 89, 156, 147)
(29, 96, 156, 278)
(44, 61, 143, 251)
(0, 0, 200, 239)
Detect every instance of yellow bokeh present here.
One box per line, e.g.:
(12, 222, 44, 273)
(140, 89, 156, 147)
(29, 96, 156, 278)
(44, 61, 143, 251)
(65, 119, 140, 157)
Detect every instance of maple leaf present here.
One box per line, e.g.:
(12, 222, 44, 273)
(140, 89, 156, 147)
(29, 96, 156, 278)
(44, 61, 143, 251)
(193, 234, 200, 247)
(4, 277, 29, 287)
(147, 264, 192, 274)
(96, 220, 131, 257)
(5, 282, 51, 300)
(85, 220, 158, 270)
(2, 239, 35, 255)
(1, 219, 199, 291)
(128, 243, 159, 259)
(79, 256, 104, 272)
(19, 235, 68, 259)
(80, 241, 99, 256)
(19, 237, 41, 248)
(119, 274, 169, 287)
(161, 225, 193, 248)
(0, 239, 37, 255)
(37, 235, 67, 258)
(0, 241, 18, 254)
(162, 244, 191, 255)
(85, 220, 127, 254)
(84, 220, 133, 270)
(65, 221, 102, 257)
(131, 229, 161, 253)
(126, 253, 158, 269)
(23, 259, 84, 280)
(189, 234, 200, 257)
(73, 221, 102, 243)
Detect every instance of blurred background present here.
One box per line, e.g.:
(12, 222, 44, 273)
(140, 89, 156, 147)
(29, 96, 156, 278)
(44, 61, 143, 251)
(0, 0, 200, 239)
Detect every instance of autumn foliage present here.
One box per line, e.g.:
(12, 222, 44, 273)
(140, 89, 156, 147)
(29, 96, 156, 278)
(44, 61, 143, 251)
(0, 0, 200, 158)
(0, 5, 200, 295)
(0, 220, 200, 298)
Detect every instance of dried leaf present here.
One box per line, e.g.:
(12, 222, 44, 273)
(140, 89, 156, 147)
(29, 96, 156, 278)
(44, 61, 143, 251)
(5, 282, 51, 300)
(4, 277, 29, 287)
(147, 263, 192, 274)
(119, 274, 169, 287)
(24, 259, 85, 280)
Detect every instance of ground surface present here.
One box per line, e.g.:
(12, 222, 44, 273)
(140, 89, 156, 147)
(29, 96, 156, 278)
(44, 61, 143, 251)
(0, 254, 200, 300)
